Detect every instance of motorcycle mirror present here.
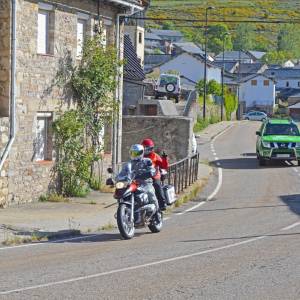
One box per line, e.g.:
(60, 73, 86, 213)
(107, 167, 113, 174)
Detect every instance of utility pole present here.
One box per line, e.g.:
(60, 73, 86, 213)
(221, 32, 229, 121)
(203, 6, 214, 120)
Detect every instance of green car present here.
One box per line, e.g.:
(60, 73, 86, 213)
(256, 119, 300, 166)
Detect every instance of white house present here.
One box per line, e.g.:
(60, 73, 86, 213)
(238, 74, 276, 113)
(154, 52, 222, 86)
(264, 68, 300, 90)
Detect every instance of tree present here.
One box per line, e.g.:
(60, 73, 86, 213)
(196, 79, 222, 96)
(233, 23, 256, 51)
(277, 24, 300, 58)
(162, 21, 174, 30)
(224, 92, 238, 120)
(207, 24, 232, 54)
(262, 50, 292, 64)
(54, 35, 121, 196)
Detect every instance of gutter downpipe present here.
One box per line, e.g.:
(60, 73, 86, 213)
(0, 0, 17, 171)
(112, 5, 144, 173)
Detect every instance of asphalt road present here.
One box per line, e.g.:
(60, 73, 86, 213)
(1, 121, 299, 300)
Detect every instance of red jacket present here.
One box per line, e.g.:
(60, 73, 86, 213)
(145, 152, 169, 180)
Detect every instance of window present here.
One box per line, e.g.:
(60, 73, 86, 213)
(77, 19, 86, 57)
(251, 80, 257, 86)
(263, 80, 269, 86)
(138, 32, 143, 44)
(286, 81, 290, 87)
(37, 10, 49, 54)
(35, 113, 53, 161)
(298, 81, 300, 87)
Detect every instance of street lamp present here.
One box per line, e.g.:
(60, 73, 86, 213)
(203, 6, 214, 120)
(221, 32, 230, 121)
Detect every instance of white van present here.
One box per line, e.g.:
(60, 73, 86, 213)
(155, 74, 181, 103)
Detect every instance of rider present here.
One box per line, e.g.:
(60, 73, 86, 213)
(116, 144, 159, 213)
(142, 138, 169, 211)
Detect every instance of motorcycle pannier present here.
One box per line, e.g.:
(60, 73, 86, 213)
(163, 185, 176, 205)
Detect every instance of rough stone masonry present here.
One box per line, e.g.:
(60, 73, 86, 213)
(0, 0, 120, 207)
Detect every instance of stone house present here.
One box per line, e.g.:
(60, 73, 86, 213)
(0, 0, 147, 207)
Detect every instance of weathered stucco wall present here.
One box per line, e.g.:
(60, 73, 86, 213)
(122, 116, 193, 163)
(0, 0, 118, 206)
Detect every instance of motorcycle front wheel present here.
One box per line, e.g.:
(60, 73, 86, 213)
(117, 204, 135, 239)
(148, 211, 163, 233)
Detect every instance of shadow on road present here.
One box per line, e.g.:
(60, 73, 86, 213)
(211, 157, 292, 170)
(180, 232, 300, 243)
(50, 232, 147, 244)
(241, 153, 257, 157)
(186, 204, 288, 214)
(280, 194, 300, 216)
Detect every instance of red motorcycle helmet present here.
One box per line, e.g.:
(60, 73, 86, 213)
(142, 138, 154, 155)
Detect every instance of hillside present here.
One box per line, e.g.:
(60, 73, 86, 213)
(147, 0, 300, 52)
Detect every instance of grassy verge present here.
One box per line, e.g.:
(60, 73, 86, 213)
(1, 233, 47, 246)
(194, 115, 220, 133)
(163, 177, 209, 216)
(39, 193, 69, 203)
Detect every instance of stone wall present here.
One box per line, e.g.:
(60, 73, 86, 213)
(0, 0, 10, 117)
(122, 116, 193, 163)
(0, 117, 9, 208)
(123, 80, 145, 115)
(1, 0, 119, 206)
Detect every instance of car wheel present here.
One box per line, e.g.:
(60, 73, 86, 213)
(245, 117, 249, 120)
(298, 160, 300, 166)
(259, 156, 266, 166)
(165, 83, 176, 93)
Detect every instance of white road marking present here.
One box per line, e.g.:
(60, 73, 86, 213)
(0, 235, 266, 296)
(281, 221, 300, 231)
(182, 201, 206, 213)
(293, 168, 298, 173)
(207, 167, 223, 201)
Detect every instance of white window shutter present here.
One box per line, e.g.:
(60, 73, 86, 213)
(37, 11, 48, 54)
(77, 20, 85, 57)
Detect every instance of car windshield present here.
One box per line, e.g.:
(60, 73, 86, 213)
(264, 123, 300, 136)
(159, 75, 178, 86)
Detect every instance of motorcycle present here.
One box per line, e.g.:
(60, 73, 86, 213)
(106, 168, 163, 240)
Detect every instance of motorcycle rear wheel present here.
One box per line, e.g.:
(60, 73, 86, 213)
(148, 211, 163, 233)
(117, 204, 135, 239)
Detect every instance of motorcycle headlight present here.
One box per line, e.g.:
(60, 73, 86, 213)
(262, 141, 271, 148)
(115, 182, 126, 189)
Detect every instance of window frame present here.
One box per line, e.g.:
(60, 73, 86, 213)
(35, 113, 53, 162)
(37, 10, 50, 54)
(251, 80, 257, 86)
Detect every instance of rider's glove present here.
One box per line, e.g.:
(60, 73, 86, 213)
(161, 151, 168, 158)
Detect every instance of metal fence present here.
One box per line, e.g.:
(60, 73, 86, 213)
(167, 153, 200, 194)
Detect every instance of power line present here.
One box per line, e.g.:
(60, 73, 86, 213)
(129, 16, 300, 24)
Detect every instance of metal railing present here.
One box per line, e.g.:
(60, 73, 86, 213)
(167, 153, 200, 194)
